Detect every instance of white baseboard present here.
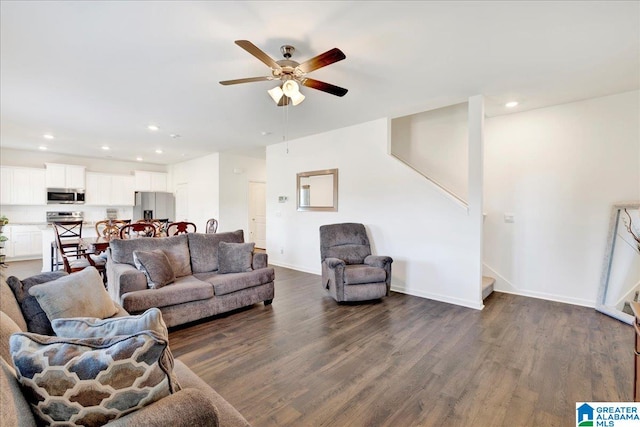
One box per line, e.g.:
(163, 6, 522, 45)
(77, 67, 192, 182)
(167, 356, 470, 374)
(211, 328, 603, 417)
(269, 261, 320, 275)
(273, 260, 591, 311)
(482, 263, 595, 308)
(390, 285, 484, 310)
(271, 261, 484, 310)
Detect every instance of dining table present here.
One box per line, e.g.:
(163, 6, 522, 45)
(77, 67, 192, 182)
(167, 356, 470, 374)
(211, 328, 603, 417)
(80, 236, 113, 255)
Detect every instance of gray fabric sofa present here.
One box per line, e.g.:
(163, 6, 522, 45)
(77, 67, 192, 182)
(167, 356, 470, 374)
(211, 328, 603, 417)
(0, 272, 251, 427)
(106, 231, 275, 327)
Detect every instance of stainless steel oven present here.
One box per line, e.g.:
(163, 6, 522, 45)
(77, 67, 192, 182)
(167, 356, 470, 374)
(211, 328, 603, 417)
(47, 188, 85, 204)
(46, 211, 84, 223)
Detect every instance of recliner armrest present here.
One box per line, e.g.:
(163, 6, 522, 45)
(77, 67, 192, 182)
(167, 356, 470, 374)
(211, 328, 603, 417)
(364, 255, 393, 268)
(324, 257, 346, 269)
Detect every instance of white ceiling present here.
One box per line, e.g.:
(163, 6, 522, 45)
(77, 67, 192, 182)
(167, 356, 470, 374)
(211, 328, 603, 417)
(1, 1, 638, 165)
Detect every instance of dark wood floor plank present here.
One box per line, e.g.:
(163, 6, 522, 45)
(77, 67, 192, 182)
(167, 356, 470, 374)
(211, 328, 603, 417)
(168, 266, 634, 427)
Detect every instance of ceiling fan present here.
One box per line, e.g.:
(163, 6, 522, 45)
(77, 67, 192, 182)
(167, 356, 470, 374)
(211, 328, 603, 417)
(219, 40, 348, 106)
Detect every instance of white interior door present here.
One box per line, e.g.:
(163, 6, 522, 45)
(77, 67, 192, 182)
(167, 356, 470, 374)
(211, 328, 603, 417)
(248, 181, 266, 249)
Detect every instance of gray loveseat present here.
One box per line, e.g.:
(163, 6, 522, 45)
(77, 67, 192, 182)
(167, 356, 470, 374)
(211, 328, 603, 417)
(106, 231, 275, 328)
(0, 272, 251, 426)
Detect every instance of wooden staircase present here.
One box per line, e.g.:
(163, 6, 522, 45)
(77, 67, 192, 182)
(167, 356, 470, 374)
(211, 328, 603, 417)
(482, 276, 495, 300)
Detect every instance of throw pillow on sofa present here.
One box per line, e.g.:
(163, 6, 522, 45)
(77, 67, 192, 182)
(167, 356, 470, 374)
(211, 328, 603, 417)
(6, 271, 68, 335)
(110, 234, 192, 277)
(187, 230, 245, 273)
(51, 307, 180, 393)
(52, 307, 168, 339)
(218, 242, 255, 274)
(10, 330, 178, 426)
(133, 249, 176, 289)
(28, 267, 118, 323)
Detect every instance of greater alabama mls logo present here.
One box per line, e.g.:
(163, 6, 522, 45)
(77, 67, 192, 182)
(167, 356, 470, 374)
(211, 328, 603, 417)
(577, 402, 640, 427)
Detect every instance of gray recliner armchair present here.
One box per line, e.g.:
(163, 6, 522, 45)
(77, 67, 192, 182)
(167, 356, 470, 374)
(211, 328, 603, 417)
(320, 223, 393, 302)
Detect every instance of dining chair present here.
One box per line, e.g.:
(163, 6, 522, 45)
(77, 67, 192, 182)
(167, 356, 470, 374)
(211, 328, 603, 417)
(120, 223, 157, 239)
(95, 219, 131, 239)
(52, 221, 106, 276)
(205, 218, 218, 234)
(136, 219, 169, 236)
(166, 221, 197, 236)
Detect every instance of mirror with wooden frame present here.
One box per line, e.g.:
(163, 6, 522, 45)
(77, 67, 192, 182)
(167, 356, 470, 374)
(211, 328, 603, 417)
(296, 169, 338, 212)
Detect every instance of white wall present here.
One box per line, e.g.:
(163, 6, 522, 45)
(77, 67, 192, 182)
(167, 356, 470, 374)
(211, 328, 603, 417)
(267, 118, 483, 309)
(169, 153, 220, 232)
(218, 152, 267, 236)
(168, 151, 266, 235)
(391, 102, 469, 200)
(484, 90, 640, 307)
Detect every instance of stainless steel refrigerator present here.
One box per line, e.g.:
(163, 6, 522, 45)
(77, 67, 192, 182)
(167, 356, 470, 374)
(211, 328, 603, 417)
(133, 192, 175, 222)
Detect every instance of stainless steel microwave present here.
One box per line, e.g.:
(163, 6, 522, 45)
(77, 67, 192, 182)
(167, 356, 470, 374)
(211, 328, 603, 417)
(46, 188, 85, 204)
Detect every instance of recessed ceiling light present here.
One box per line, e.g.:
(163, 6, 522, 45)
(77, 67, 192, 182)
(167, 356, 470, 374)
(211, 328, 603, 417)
(38, 145, 48, 150)
(148, 125, 159, 131)
(43, 134, 54, 140)
(170, 134, 181, 139)
(136, 156, 143, 161)
(101, 146, 110, 151)
(155, 149, 163, 154)
(505, 101, 519, 108)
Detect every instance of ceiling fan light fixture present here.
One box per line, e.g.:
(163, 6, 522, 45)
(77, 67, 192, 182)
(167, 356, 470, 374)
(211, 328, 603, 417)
(222, 41, 347, 103)
(268, 86, 284, 104)
(282, 80, 305, 106)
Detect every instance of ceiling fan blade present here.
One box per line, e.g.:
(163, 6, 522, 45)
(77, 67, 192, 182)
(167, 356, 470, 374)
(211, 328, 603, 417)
(301, 78, 348, 97)
(296, 48, 346, 73)
(235, 40, 282, 70)
(219, 76, 272, 85)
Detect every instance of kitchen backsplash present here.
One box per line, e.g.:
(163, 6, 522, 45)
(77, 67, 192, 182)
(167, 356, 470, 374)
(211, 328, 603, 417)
(0, 205, 134, 224)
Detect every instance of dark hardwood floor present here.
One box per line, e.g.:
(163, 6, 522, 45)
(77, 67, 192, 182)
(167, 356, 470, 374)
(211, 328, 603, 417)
(168, 266, 634, 427)
(3, 260, 632, 426)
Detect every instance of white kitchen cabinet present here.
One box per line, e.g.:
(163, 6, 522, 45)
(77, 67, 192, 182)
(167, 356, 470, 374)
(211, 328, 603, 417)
(134, 171, 167, 192)
(0, 166, 46, 205)
(4, 225, 42, 260)
(0, 167, 12, 205)
(85, 173, 108, 205)
(85, 172, 134, 206)
(111, 175, 135, 205)
(45, 163, 86, 189)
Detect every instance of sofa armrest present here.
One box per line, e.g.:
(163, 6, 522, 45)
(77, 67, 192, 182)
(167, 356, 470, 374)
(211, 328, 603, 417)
(252, 252, 268, 270)
(106, 249, 147, 302)
(107, 388, 219, 427)
(364, 255, 393, 269)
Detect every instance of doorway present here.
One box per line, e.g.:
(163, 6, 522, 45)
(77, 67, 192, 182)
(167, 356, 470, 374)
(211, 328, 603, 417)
(248, 181, 266, 249)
